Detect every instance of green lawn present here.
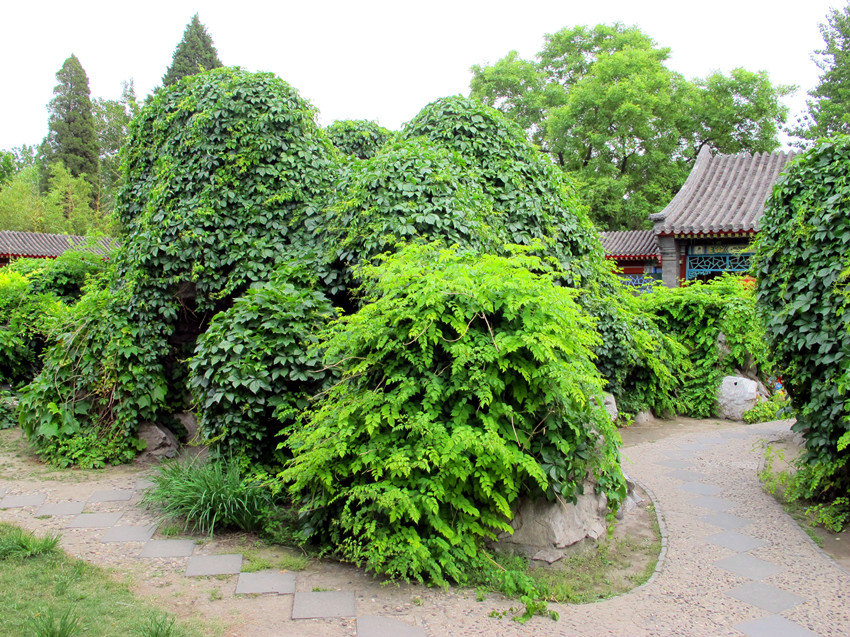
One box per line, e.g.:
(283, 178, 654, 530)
(0, 522, 199, 637)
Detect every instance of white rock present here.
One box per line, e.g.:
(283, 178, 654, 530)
(603, 392, 619, 423)
(717, 376, 759, 420)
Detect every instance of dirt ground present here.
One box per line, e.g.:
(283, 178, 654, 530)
(1, 417, 847, 635)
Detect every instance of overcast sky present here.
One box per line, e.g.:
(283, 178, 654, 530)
(0, 0, 841, 150)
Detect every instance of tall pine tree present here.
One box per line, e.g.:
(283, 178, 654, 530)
(162, 14, 222, 86)
(42, 54, 99, 190)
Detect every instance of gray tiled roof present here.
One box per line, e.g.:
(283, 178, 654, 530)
(600, 230, 659, 259)
(649, 147, 797, 235)
(0, 230, 115, 259)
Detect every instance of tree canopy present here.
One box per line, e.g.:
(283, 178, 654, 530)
(162, 14, 222, 87)
(793, 2, 850, 144)
(470, 23, 791, 230)
(42, 54, 99, 191)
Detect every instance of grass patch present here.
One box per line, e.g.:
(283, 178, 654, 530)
(0, 522, 198, 636)
(241, 547, 310, 573)
(142, 456, 270, 536)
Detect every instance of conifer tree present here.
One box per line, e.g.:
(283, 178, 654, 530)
(43, 54, 99, 190)
(162, 14, 222, 86)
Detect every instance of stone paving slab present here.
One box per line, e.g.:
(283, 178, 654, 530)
(679, 482, 720, 496)
(726, 581, 805, 613)
(235, 570, 296, 595)
(667, 469, 708, 482)
(291, 591, 356, 619)
(88, 489, 134, 502)
(139, 539, 195, 558)
(134, 478, 154, 491)
(706, 530, 767, 552)
(65, 512, 123, 528)
(734, 614, 819, 637)
(357, 615, 426, 637)
(37, 501, 86, 516)
(185, 553, 242, 576)
(690, 495, 736, 512)
(714, 553, 783, 580)
(702, 512, 752, 530)
(100, 524, 157, 543)
(656, 459, 692, 469)
(0, 493, 46, 508)
(676, 442, 710, 451)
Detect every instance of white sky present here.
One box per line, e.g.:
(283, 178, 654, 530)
(0, 0, 841, 150)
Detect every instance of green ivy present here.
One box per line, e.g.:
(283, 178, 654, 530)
(0, 269, 62, 386)
(6, 249, 107, 302)
(189, 265, 337, 464)
(279, 244, 626, 586)
(325, 119, 393, 160)
(753, 135, 850, 506)
(637, 275, 771, 417)
(22, 68, 342, 465)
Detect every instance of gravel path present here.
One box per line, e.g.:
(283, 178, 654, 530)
(1, 419, 848, 636)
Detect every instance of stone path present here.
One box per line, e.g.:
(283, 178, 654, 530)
(1, 419, 849, 636)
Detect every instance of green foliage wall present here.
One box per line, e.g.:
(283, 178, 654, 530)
(0, 270, 60, 386)
(325, 119, 393, 159)
(281, 245, 626, 585)
(754, 136, 850, 498)
(189, 266, 337, 463)
(21, 68, 340, 464)
(638, 275, 771, 417)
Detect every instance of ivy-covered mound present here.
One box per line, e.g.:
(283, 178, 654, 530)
(325, 119, 393, 160)
(189, 265, 337, 463)
(20, 68, 340, 466)
(637, 275, 772, 418)
(754, 136, 850, 525)
(320, 96, 680, 414)
(281, 245, 626, 585)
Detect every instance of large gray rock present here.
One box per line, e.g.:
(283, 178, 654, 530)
(717, 375, 759, 420)
(602, 392, 618, 423)
(174, 411, 199, 443)
(494, 481, 609, 563)
(633, 409, 654, 426)
(137, 422, 179, 460)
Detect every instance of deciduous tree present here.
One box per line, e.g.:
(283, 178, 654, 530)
(793, 2, 850, 143)
(470, 23, 790, 230)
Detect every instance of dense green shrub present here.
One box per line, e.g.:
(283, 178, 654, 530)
(0, 270, 61, 386)
(753, 135, 850, 517)
(142, 456, 271, 535)
(18, 284, 154, 467)
(6, 250, 107, 302)
(637, 275, 771, 417)
(743, 393, 790, 424)
(325, 119, 393, 159)
(0, 389, 17, 430)
(189, 266, 337, 463)
(22, 68, 341, 465)
(401, 96, 601, 277)
(280, 245, 626, 586)
(322, 138, 498, 297)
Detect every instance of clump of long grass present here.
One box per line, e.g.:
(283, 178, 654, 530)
(141, 456, 270, 535)
(0, 525, 60, 559)
(25, 607, 82, 637)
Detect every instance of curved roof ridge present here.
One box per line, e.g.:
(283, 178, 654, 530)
(651, 148, 796, 236)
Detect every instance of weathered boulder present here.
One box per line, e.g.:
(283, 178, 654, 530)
(173, 411, 199, 443)
(137, 422, 179, 460)
(493, 481, 610, 563)
(717, 375, 759, 420)
(633, 409, 654, 426)
(603, 392, 618, 423)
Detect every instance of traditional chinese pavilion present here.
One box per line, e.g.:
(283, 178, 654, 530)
(0, 230, 114, 267)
